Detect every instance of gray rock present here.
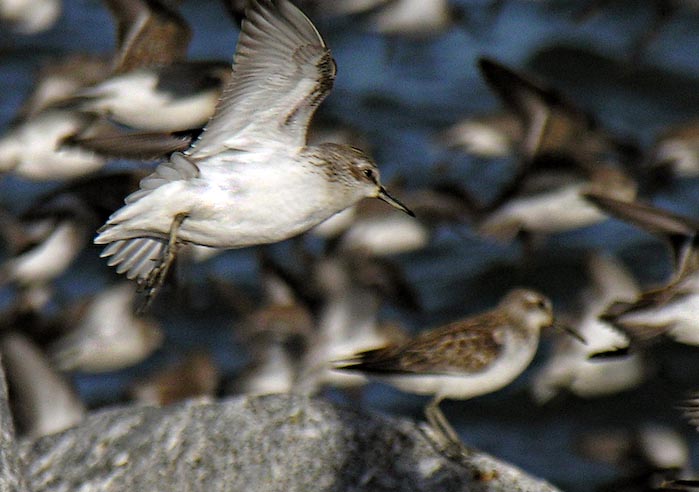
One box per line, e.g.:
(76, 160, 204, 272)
(18, 394, 561, 492)
(0, 356, 28, 492)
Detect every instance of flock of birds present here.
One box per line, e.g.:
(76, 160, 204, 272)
(3, 0, 699, 490)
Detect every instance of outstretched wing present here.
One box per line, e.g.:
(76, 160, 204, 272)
(188, 0, 336, 160)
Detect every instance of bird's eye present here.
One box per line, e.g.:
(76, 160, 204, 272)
(363, 169, 375, 180)
(525, 297, 548, 310)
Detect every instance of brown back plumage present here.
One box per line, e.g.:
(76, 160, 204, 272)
(339, 311, 510, 376)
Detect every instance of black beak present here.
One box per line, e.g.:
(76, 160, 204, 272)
(377, 186, 415, 217)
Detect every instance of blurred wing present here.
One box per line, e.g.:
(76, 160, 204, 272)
(105, 0, 191, 73)
(584, 192, 699, 274)
(478, 57, 591, 159)
(187, 0, 336, 160)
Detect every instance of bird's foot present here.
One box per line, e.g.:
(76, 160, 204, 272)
(137, 213, 187, 314)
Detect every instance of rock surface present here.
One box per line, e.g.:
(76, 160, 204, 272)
(17, 394, 562, 492)
(0, 357, 28, 492)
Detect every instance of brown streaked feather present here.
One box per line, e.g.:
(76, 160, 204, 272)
(105, 0, 191, 73)
(340, 311, 509, 375)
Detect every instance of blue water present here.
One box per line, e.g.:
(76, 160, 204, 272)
(3, 1, 699, 490)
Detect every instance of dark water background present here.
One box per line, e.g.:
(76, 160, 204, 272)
(3, 1, 699, 490)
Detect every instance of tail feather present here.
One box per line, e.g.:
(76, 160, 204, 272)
(100, 238, 166, 281)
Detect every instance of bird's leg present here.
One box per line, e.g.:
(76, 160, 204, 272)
(425, 396, 460, 445)
(424, 395, 475, 464)
(423, 397, 474, 467)
(138, 213, 188, 313)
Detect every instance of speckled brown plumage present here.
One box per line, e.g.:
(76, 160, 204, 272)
(341, 310, 525, 375)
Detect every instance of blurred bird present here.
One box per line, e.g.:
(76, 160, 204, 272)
(130, 352, 219, 405)
(438, 112, 522, 159)
(532, 253, 645, 403)
(477, 58, 639, 175)
(0, 172, 143, 288)
(366, 0, 462, 38)
(0, 0, 207, 179)
(44, 0, 227, 161)
(15, 54, 111, 120)
(72, 61, 230, 133)
(585, 194, 699, 349)
(313, 183, 476, 255)
(0, 0, 60, 33)
(0, 109, 106, 180)
(472, 58, 638, 243)
(67, 0, 228, 132)
(647, 119, 699, 181)
(62, 120, 200, 162)
(575, 424, 694, 492)
(298, 253, 411, 395)
(0, 332, 85, 438)
(478, 164, 637, 243)
(104, 0, 192, 74)
(232, 304, 313, 396)
(585, 192, 698, 273)
(95, 0, 413, 308)
(230, 257, 315, 396)
(49, 282, 163, 373)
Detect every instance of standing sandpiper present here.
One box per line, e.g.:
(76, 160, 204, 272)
(335, 288, 574, 451)
(94, 0, 413, 306)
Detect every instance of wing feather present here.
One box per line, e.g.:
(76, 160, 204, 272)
(339, 313, 507, 376)
(187, 0, 335, 160)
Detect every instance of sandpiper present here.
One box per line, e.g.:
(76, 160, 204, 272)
(15, 54, 111, 120)
(0, 0, 60, 34)
(130, 352, 219, 406)
(299, 252, 411, 395)
(335, 288, 569, 449)
(0, 172, 143, 288)
(230, 258, 314, 396)
(575, 424, 694, 492)
(438, 111, 521, 159)
(585, 194, 699, 349)
(532, 253, 644, 403)
(95, 0, 413, 307)
(0, 332, 85, 438)
(477, 57, 639, 174)
(478, 164, 637, 243)
(104, 0, 192, 74)
(67, 0, 228, 133)
(471, 58, 640, 243)
(647, 119, 699, 181)
(49, 282, 163, 373)
(0, 109, 106, 180)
